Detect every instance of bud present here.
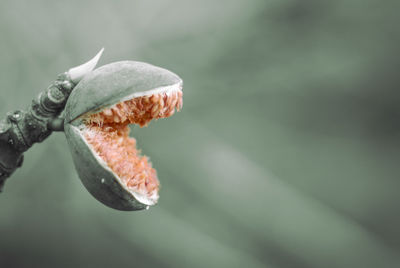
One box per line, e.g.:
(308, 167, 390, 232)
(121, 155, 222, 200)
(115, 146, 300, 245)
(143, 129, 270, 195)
(64, 61, 183, 211)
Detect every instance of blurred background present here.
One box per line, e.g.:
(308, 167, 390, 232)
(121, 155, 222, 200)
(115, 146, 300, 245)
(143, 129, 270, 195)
(0, 0, 399, 267)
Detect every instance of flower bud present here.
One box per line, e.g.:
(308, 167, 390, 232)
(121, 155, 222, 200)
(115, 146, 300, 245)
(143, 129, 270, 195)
(64, 61, 182, 211)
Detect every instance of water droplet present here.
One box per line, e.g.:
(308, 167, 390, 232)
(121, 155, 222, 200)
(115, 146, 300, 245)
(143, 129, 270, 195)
(145, 206, 150, 210)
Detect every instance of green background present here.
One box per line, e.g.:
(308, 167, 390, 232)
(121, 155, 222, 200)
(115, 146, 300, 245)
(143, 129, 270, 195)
(1, 0, 400, 267)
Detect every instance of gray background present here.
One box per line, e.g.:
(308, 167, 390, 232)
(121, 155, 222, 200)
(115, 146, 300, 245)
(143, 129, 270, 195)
(0, 0, 399, 267)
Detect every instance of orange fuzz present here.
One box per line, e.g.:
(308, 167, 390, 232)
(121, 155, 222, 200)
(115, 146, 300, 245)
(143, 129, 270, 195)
(83, 91, 182, 199)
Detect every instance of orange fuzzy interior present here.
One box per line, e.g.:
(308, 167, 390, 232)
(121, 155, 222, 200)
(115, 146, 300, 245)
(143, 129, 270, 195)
(83, 90, 182, 198)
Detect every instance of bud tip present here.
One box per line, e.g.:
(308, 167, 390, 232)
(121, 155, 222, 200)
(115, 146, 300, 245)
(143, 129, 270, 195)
(68, 48, 105, 83)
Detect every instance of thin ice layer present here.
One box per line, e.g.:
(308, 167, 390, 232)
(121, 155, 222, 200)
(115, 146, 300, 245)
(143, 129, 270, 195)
(82, 90, 182, 199)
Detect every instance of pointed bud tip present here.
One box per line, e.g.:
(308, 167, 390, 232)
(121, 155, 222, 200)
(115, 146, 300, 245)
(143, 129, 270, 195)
(68, 48, 105, 83)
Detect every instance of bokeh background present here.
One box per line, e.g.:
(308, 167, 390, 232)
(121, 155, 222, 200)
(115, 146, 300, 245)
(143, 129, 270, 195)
(1, 0, 400, 267)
